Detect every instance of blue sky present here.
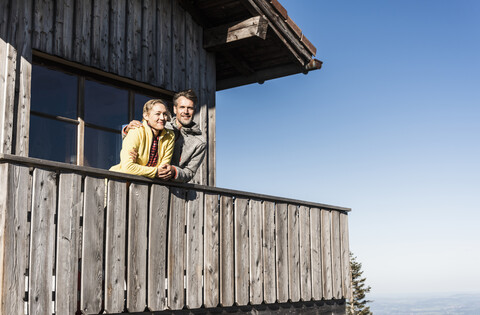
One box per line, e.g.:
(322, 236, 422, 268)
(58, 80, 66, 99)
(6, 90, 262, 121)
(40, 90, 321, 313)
(216, 1, 480, 296)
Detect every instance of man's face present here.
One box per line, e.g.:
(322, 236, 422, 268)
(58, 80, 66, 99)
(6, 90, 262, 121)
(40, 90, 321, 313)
(174, 96, 195, 127)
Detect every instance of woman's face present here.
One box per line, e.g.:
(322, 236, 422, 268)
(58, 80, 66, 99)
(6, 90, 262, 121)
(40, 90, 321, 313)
(143, 103, 168, 134)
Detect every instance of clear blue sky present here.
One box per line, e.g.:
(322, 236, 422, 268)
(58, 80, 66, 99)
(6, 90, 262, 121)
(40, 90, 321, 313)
(216, 1, 480, 296)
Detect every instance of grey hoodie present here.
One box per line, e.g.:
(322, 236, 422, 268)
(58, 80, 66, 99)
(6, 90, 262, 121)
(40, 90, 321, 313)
(168, 118, 206, 183)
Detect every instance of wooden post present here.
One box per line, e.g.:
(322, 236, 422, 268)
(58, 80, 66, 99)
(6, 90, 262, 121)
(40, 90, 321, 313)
(55, 173, 82, 314)
(186, 190, 204, 309)
(29, 169, 57, 315)
(204, 193, 220, 308)
(148, 184, 169, 311)
(0, 163, 30, 315)
(104, 180, 127, 313)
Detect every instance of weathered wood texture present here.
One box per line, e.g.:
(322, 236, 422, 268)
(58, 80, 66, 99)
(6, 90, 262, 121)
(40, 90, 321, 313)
(0, 0, 215, 185)
(0, 164, 29, 315)
(56, 173, 82, 315)
(105, 180, 127, 313)
(0, 158, 351, 313)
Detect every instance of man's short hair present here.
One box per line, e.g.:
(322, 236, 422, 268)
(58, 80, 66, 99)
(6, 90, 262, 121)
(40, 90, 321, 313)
(173, 89, 198, 107)
(143, 99, 171, 121)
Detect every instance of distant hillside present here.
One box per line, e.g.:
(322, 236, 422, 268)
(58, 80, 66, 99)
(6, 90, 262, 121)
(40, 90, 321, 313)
(370, 292, 480, 315)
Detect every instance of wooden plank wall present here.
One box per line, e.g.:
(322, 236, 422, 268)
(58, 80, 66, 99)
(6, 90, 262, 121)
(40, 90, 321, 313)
(0, 0, 216, 185)
(0, 162, 352, 314)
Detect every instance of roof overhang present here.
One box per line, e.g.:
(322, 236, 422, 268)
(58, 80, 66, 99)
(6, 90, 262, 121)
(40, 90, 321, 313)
(178, 0, 322, 91)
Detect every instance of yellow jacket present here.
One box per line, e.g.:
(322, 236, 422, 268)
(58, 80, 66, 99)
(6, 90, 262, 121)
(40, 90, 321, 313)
(110, 120, 175, 178)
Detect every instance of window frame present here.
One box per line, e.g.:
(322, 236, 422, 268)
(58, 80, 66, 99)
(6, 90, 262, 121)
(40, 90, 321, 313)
(31, 51, 174, 167)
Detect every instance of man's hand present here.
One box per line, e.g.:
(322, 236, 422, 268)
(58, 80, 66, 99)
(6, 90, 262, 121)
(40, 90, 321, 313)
(125, 120, 142, 134)
(129, 149, 138, 162)
(156, 164, 174, 180)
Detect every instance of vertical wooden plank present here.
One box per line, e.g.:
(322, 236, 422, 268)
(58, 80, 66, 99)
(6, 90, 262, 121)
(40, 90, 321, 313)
(54, 0, 74, 58)
(263, 201, 276, 304)
(186, 190, 204, 309)
(15, 56, 31, 157)
(321, 209, 333, 300)
(0, 39, 17, 154)
(220, 195, 234, 306)
(104, 180, 127, 313)
(29, 169, 56, 315)
(110, 0, 126, 76)
(275, 202, 288, 303)
(148, 184, 169, 311)
(32, 0, 54, 53)
(73, 0, 91, 64)
(92, 0, 109, 70)
(249, 199, 263, 304)
(15, 0, 33, 157)
(197, 28, 208, 186)
(0, 164, 29, 315)
(126, 0, 142, 81)
(171, 1, 186, 91)
(156, 0, 172, 89)
(81, 176, 105, 314)
(288, 204, 300, 302)
(340, 212, 352, 301)
(310, 207, 323, 300)
(206, 52, 216, 186)
(127, 183, 148, 312)
(167, 187, 186, 310)
(299, 205, 312, 301)
(142, 0, 156, 83)
(331, 210, 342, 299)
(234, 197, 249, 306)
(55, 173, 82, 315)
(204, 193, 219, 308)
(0, 0, 8, 39)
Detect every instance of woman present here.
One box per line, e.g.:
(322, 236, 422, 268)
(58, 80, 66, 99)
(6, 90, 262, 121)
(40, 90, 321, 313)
(110, 99, 175, 178)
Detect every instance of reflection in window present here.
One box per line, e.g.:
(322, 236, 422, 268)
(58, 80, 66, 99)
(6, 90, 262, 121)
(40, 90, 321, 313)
(84, 127, 121, 170)
(134, 94, 151, 121)
(85, 79, 128, 130)
(31, 64, 78, 119)
(29, 115, 77, 163)
(30, 59, 170, 171)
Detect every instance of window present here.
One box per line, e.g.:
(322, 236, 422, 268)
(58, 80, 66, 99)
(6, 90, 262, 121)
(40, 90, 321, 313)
(29, 57, 171, 170)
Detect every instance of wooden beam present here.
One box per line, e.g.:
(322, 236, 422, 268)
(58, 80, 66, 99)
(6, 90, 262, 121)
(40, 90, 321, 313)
(204, 16, 268, 50)
(216, 61, 321, 91)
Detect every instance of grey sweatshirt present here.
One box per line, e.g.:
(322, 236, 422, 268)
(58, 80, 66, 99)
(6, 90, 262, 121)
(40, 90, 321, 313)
(169, 119, 206, 183)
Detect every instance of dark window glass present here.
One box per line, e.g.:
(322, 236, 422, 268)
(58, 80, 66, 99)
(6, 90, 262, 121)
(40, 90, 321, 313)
(31, 64, 77, 119)
(84, 127, 121, 170)
(84, 79, 128, 129)
(134, 94, 151, 121)
(29, 115, 77, 163)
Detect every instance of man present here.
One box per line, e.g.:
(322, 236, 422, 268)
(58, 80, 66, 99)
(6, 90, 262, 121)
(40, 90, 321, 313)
(124, 89, 206, 183)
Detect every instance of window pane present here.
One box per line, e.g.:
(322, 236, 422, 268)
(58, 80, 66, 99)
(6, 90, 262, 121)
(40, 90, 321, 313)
(29, 115, 77, 163)
(85, 79, 128, 130)
(84, 127, 121, 170)
(134, 94, 151, 121)
(31, 64, 77, 118)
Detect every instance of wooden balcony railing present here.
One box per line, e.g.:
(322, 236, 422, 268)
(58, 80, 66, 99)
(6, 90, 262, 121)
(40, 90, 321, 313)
(0, 154, 351, 315)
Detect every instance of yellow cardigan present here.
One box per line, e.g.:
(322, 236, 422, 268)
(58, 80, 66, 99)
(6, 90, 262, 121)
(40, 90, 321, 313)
(110, 120, 175, 178)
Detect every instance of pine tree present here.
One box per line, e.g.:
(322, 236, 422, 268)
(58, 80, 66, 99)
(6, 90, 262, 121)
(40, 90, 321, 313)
(347, 252, 372, 315)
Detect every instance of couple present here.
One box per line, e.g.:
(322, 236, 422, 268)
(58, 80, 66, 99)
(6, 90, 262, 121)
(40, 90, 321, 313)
(110, 89, 206, 183)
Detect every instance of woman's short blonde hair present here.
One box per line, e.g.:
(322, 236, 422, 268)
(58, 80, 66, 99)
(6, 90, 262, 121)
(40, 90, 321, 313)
(143, 99, 171, 121)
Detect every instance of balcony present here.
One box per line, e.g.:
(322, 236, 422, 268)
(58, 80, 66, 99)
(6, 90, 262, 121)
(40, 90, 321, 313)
(0, 153, 351, 315)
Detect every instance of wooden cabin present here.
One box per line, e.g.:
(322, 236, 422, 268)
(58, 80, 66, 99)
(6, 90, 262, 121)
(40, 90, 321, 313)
(0, 0, 351, 314)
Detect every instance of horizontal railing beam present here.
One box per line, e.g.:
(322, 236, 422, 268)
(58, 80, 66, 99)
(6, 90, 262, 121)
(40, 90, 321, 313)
(0, 153, 351, 212)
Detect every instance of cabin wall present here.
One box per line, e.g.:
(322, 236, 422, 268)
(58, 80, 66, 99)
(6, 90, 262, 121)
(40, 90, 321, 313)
(0, 0, 216, 185)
